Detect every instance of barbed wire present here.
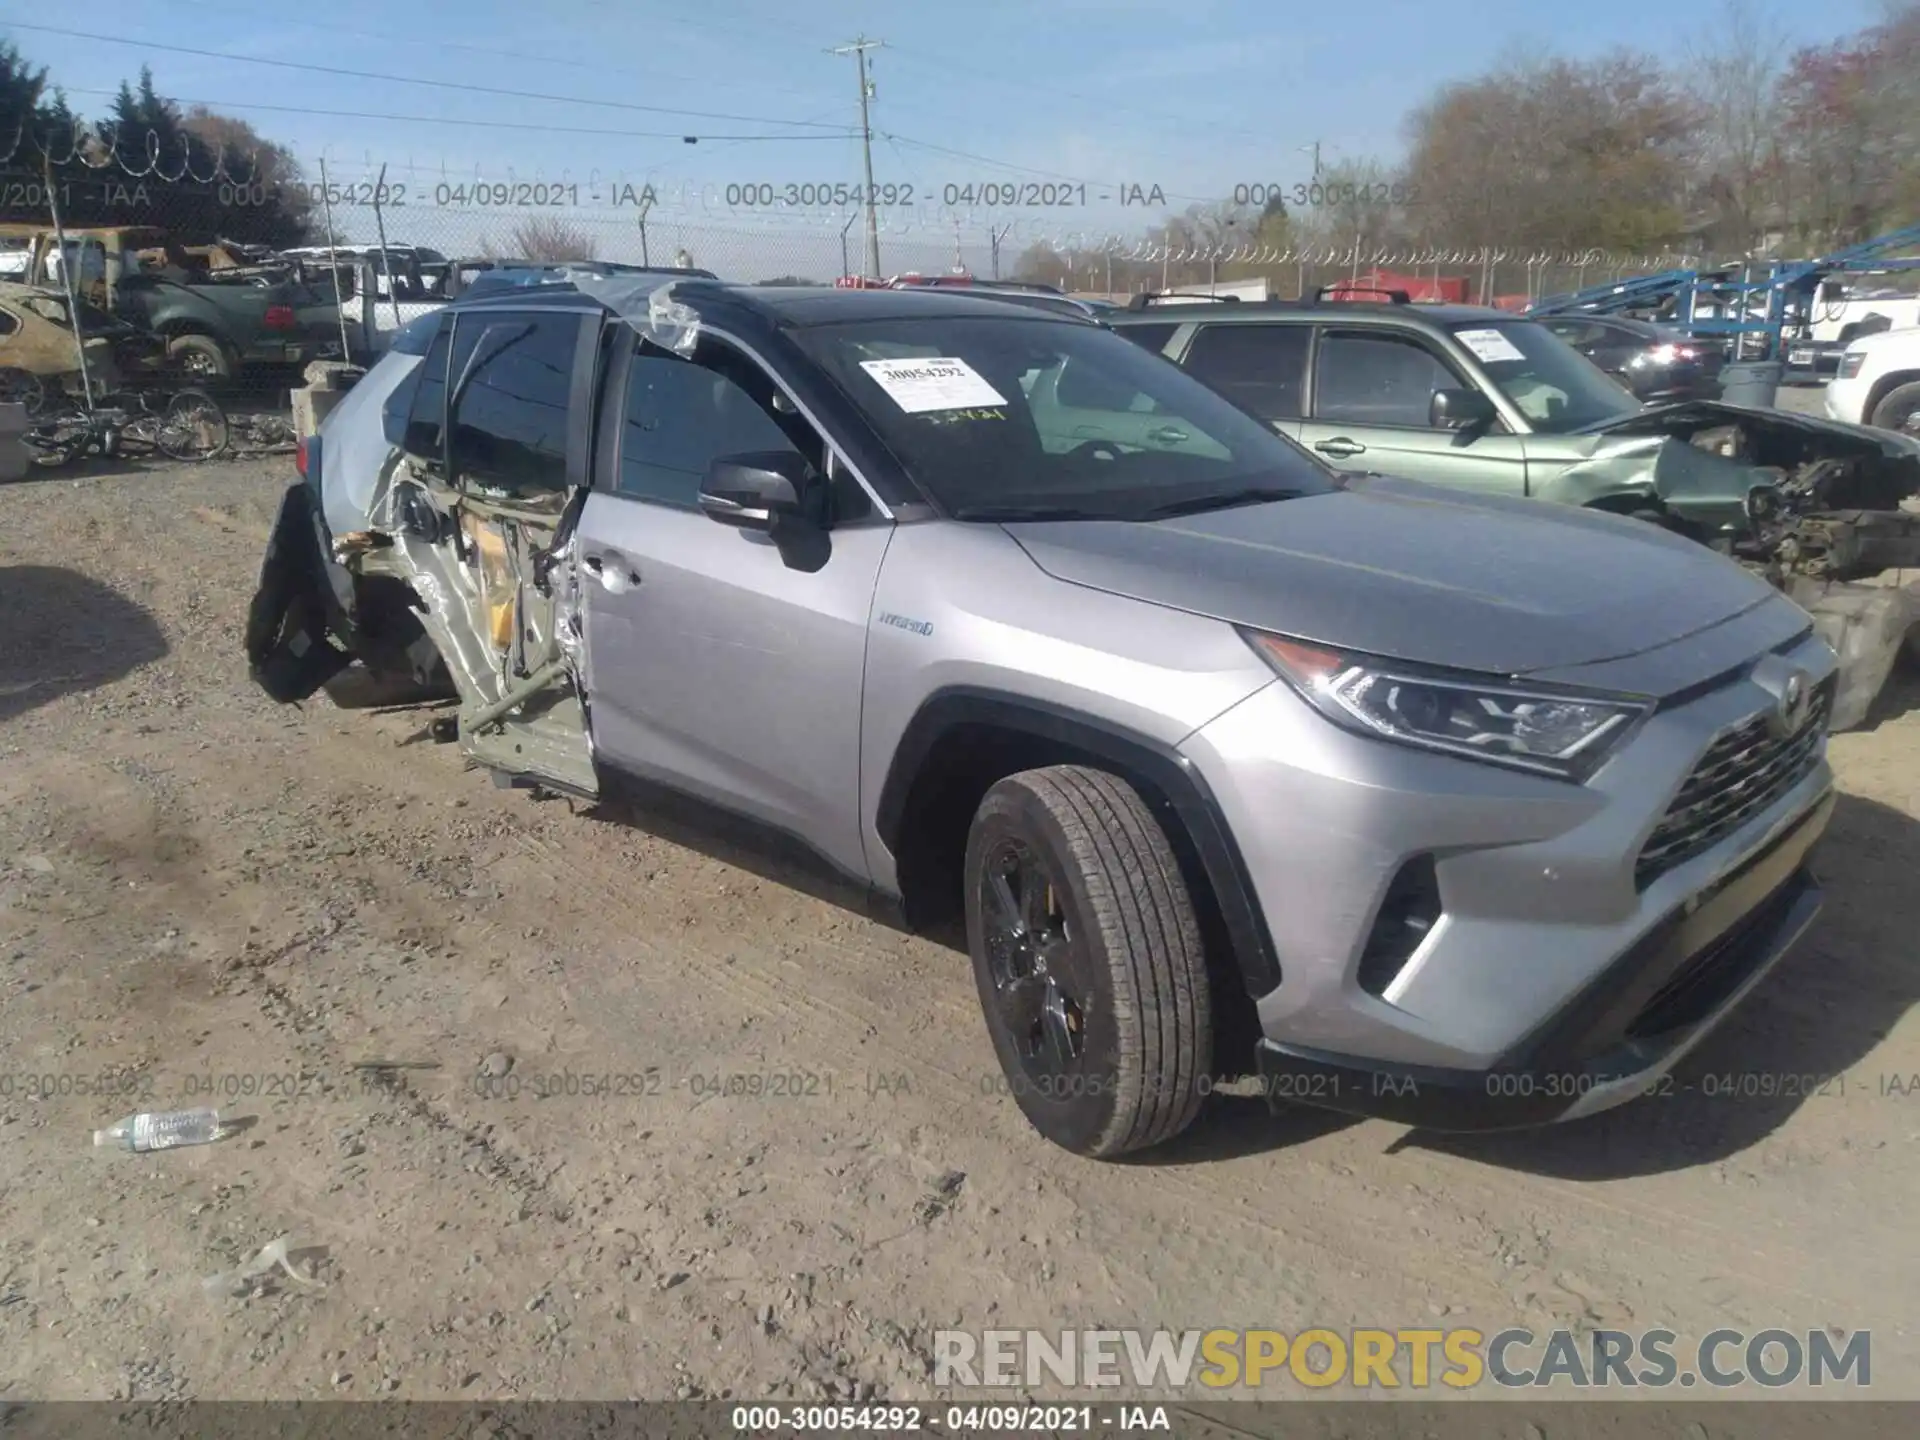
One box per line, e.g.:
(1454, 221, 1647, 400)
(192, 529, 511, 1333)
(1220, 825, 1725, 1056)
(0, 123, 1740, 274)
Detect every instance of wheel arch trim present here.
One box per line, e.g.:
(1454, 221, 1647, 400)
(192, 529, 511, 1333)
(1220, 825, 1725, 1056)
(875, 686, 1282, 998)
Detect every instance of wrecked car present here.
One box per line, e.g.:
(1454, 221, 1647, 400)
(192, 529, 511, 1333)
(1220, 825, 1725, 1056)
(0, 224, 338, 378)
(1110, 298, 1920, 728)
(248, 277, 1837, 1159)
(0, 280, 165, 411)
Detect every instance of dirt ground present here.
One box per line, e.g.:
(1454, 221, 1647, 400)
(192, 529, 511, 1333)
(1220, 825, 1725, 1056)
(2, 449, 1919, 1407)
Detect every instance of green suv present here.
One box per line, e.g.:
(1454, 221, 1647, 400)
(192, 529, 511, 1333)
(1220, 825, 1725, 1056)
(1105, 296, 1886, 540)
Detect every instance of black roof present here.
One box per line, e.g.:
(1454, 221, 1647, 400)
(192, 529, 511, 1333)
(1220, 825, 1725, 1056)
(701, 285, 1091, 326)
(1106, 299, 1516, 325)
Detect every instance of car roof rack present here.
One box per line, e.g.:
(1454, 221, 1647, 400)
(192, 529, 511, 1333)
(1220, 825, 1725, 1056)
(1311, 284, 1411, 304)
(1124, 291, 1244, 310)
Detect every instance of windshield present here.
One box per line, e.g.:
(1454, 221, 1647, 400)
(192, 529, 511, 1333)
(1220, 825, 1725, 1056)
(791, 314, 1338, 520)
(1447, 320, 1640, 433)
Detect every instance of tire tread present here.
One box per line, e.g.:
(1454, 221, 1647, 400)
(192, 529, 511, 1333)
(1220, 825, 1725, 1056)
(991, 765, 1210, 1156)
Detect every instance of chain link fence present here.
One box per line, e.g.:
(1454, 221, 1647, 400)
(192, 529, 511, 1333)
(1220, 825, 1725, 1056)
(0, 142, 1732, 409)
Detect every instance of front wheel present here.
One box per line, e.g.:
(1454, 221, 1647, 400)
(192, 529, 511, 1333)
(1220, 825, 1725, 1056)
(155, 389, 229, 460)
(964, 766, 1212, 1158)
(1869, 380, 1920, 432)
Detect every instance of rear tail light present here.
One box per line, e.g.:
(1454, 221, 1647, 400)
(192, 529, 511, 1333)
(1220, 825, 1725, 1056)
(295, 437, 308, 477)
(297, 435, 319, 486)
(265, 304, 297, 329)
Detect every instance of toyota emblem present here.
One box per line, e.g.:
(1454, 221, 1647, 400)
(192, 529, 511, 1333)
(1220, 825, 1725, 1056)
(1777, 670, 1809, 735)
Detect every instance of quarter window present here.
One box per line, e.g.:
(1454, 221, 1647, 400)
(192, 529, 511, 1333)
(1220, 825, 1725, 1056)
(1182, 323, 1310, 421)
(402, 323, 453, 460)
(1115, 322, 1178, 355)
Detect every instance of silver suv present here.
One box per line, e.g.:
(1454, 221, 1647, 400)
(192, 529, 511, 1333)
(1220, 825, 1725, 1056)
(246, 278, 1837, 1158)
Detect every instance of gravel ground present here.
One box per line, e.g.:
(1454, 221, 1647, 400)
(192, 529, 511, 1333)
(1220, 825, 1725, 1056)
(2, 439, 1918, 1405)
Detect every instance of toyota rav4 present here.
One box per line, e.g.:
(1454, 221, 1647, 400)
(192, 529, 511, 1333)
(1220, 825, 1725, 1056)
(246, 277, 1837, 1158)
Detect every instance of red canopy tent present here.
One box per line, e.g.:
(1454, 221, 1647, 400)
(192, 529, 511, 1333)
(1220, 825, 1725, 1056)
(1321, 267, 1470, 303)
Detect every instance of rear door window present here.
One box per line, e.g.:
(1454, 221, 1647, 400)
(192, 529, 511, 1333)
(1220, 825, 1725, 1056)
(1181, 323, 1310, 421)
(447, 310, 585, 494)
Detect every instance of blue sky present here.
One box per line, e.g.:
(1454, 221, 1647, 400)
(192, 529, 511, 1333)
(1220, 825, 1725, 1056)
(0, 0, 1887, 272)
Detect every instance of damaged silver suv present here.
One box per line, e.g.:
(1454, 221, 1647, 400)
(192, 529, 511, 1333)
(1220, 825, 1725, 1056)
(246, 276, 1837, 1158)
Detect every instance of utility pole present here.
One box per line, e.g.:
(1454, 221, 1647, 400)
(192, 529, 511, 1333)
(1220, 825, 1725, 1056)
(831, 35, 885, 279)
(1299, 141, 1322, 180)
(840, 210, 859, 282)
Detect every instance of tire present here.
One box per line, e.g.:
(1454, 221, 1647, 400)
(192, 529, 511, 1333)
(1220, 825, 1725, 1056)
(964, 765, 1211, 1158)
(155, 388, 229, 460)
(165, 332, 233, 382)
(24, 411, 89, 469)
(1868, 380, 1920, 432)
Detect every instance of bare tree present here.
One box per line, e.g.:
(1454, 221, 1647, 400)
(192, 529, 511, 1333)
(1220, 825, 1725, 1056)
(481, 216, 599, 262)
(1683, 0, 1789, 252)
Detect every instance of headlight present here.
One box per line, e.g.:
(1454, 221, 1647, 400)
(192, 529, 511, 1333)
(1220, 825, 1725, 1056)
(1243, 631, 1650, 781)
(1837, 351, 1867, 379)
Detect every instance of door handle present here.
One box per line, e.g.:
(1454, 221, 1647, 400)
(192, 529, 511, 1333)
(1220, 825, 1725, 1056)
(1314, 438, 1366, 458)
(1146, 425, 1189, 445)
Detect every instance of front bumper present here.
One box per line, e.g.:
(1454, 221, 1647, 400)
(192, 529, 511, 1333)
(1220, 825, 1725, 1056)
(1182, 618, 1837, 1129)
(1252, 792, 1829, 1130)
(240, 339, 318, 367)
(1824, 373, 1871, 425)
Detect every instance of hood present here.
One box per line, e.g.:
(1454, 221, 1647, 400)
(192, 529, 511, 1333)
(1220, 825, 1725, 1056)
(1576, 397, 1920, 459)
(1842, 323, 1920, 357)
(1001, 474, 1780, 679)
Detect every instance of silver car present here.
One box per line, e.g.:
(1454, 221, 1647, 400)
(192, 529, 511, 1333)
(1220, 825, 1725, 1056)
(246, 278, 1836, 1158)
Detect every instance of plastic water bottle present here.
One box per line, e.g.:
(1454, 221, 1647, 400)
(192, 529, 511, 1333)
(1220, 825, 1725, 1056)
(92, 1108, 221, 1152)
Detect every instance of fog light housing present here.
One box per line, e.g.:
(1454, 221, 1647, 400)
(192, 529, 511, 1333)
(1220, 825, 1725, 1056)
(1357, 856, 1441, 997)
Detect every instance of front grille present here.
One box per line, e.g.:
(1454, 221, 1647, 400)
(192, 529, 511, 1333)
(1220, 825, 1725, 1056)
(1635, 676, 1832, 888)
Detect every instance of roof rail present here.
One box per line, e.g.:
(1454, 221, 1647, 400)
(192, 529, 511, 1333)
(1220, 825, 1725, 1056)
(1312, 284, 1411, 304)
(1124, 291, 1245, 310)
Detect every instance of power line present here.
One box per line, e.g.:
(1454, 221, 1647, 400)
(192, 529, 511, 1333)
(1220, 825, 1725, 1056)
(639, 0, 1304, 163)
(877, 131, 1218, 206)
(49, 87, 854, 144)
(0, 21, 856, 132)
(153, 0, 839, 105)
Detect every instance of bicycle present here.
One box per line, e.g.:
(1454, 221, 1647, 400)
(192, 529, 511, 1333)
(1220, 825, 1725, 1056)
(23, 385, 230, 468)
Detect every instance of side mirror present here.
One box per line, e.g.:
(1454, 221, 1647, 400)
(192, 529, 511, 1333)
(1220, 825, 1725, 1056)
(699, 451, 820, 531)
(1430, 387, 1496, 431)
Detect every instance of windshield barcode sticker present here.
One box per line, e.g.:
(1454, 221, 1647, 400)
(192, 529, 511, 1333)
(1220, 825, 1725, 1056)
(1454, 328, 1527, 364)
(859, 357, 1009, 412)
